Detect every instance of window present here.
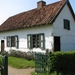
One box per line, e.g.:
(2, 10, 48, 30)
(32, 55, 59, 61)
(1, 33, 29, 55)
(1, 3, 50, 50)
(27, 33, 45, 49)
(11, 36, 15, 47)
(7, 35, 19, 48)
(64, 19, 70, 30)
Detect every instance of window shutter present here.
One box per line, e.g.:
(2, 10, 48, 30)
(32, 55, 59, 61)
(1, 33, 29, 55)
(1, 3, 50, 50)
(15, 36, 19, 48)
(39, 33, 45, 50)
(64, 19, 70, 30)
(27, 34, 30, 49)
(68, 20, 70, 30)
(11, 36, 15, 47)
(27, 34, 33, 49)
(30, 35, 33, 49)
(64, 19, 67, 29)
(7, 36, 11, 47)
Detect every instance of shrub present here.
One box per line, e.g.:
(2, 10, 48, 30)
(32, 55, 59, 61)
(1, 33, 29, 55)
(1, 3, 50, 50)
(0, 56, 1, 66)
(26, 51, 34, 60)
(1, 51, 9, 56)
(9, 50, 26, 58)
(9, 50, 34, 60)
(50, 51, 75, 74)
(9, 50, 16, 57)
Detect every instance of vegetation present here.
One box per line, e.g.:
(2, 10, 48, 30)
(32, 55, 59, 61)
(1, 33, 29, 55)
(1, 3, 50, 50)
(0, 56, 1, 65)
(9, 50, 34, 60)
(1, 50, 35, 68)
(8, 56, 35, 69)
(7, 50, 35, 68)
(32, 51, 75, 75)
(31, 71, 57, 75)
(2, 50, 75, 75)
(50, 51, 75, 75)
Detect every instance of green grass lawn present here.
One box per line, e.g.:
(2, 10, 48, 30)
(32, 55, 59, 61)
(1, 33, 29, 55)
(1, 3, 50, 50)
(8, 56, 35, 69)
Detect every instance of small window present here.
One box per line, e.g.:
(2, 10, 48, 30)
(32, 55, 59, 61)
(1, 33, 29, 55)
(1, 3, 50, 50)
(64, 19, 70, 30)
(27, 33, 45, 49)
(7, 35, 19, 48)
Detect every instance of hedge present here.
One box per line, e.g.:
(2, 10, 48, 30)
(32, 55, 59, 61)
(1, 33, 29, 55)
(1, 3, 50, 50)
(2, 50, 34, 60)
(50, 51, 75, 75)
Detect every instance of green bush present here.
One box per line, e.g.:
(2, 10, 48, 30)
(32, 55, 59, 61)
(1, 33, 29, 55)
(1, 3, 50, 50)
(9, 50, 34, 60)
(0, 56, 1, 66)
(1, 51, 8, 56)
(50, 51, 75, 74)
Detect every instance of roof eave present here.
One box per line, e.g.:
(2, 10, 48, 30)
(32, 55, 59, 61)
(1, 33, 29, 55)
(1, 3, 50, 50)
(67, 1, 75, 21)
(51, 0, 75, 24)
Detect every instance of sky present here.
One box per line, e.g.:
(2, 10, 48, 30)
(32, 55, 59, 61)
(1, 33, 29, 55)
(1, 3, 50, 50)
(0, 0, 75, 25)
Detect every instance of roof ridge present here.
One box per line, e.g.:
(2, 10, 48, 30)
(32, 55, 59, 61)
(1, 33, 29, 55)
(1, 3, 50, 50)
(50, 0, 69, 23)
(9, 1, 62, 18)
(0, 0, 73, 32)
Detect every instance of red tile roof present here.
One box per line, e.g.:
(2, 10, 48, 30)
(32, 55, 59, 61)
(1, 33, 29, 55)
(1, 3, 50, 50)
(0, 0, 74, 32)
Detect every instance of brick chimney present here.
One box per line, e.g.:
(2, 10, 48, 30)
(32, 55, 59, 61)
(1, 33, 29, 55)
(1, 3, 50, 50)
(37, 0, 46, 9)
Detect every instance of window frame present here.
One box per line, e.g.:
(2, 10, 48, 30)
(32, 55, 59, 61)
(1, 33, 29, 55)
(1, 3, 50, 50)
(64, 19, 70, 30)
(7, 35, 19, 48)
(27, 33, 45, 50)
(11, 36, 15, 47)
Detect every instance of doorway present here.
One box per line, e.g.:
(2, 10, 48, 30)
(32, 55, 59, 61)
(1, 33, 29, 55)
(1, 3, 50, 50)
(1, 40, 4, 52)
(54, 36, 60, 51)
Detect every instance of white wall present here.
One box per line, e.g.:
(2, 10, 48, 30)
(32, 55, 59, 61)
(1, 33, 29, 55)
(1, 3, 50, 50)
(0, 3, 75, 52)
(0, 25, 53, 52)
(53, 4, 75, 51)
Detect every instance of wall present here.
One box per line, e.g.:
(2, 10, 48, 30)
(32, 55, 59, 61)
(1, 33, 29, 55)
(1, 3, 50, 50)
(53, 4, 75, 51)
(0, 25, 53, 52)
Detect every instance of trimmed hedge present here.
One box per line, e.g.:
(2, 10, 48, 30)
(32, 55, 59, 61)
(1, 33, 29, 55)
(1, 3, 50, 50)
(50, 51, 75, 75)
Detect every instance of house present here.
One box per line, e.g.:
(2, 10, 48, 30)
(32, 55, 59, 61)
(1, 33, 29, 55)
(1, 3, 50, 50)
(0, 0, 75, 52)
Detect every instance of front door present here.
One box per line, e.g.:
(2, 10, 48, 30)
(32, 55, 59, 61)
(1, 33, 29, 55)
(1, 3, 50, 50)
(54, 36, 60, 51)
(1, 40, 4, 52)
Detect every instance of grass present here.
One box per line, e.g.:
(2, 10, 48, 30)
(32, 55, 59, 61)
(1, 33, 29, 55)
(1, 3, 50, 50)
(8, 56, 35, 69)
(31, 71, 57, 75)
(31, 72, 75, 75)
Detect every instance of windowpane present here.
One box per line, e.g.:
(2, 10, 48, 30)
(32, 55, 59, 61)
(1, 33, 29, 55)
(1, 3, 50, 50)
(40, 34, 45, 49)
(41, 35, 43, 40)
(28, 36, 30, 41)
(64, 19, 70, 30)
(41, 42, 43, 48)
(11, 36, 15, 47)
(28, 42, 30, 47)
(33, 35, 37, 48)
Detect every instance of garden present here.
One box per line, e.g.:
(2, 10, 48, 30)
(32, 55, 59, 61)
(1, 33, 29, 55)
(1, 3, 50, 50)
(1, 50, 75, 75)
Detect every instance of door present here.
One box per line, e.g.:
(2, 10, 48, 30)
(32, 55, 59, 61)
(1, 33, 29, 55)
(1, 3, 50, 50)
(1, 40, 4, 52)
(54, 36, 60, 51)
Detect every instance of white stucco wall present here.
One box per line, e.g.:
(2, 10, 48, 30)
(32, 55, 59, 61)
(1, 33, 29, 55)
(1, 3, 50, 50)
(0, 3, 75, 53)
(53, 4, 75, 51)
(0, 25, 53, 52)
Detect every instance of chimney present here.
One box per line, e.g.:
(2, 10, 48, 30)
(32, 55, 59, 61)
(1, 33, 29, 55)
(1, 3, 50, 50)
(37, 0, 46, 9)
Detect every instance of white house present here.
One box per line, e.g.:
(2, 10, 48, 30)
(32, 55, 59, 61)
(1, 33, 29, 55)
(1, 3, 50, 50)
(0, 0, 75, 52)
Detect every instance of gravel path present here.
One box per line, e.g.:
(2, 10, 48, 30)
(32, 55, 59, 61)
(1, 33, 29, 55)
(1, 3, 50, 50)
(8, 66, 34, 75)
